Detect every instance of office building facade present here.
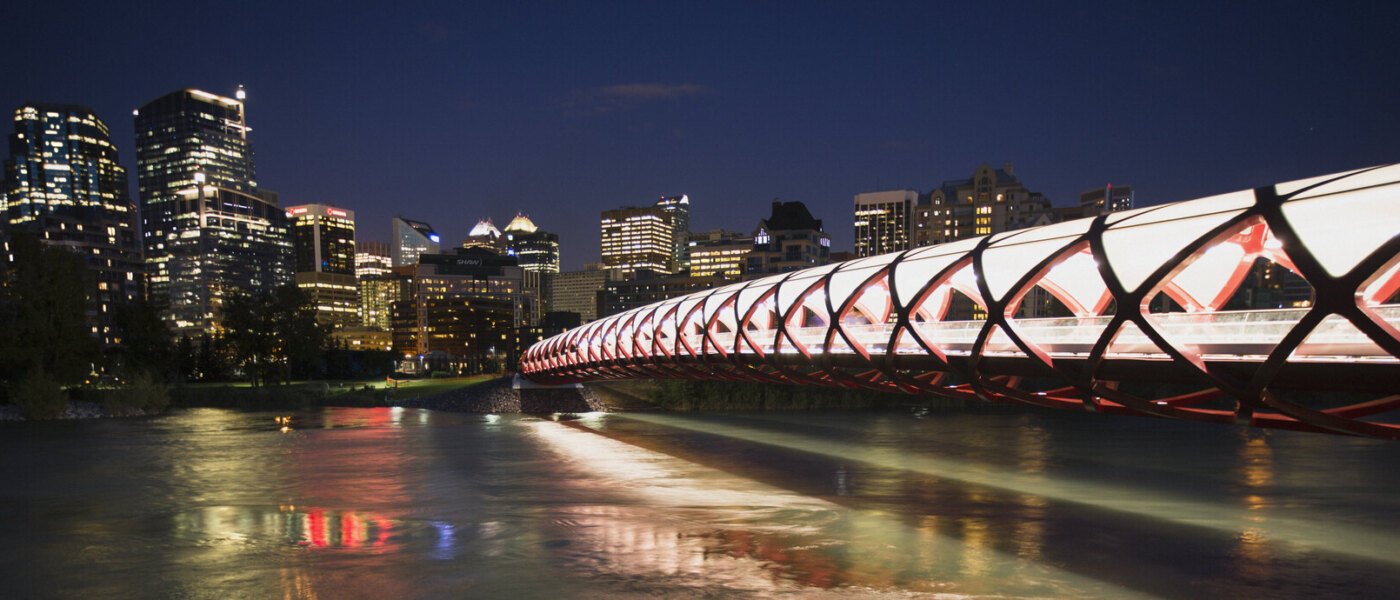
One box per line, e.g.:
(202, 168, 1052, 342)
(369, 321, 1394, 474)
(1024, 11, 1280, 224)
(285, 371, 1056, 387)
(1, 102, 143, 344)
(548, 268, 620, 323)
(655, 194, 690, 271)
(502, 214, 560, 274)
(355, 240, 392, 279)
(746, 200, 831, 275)
(391, 216, 439, 267)
(287, 203, 358, 328)
(918, 163, 1052, 245)
(686, 229, 751, 278)
(600, 204, 673, 278)
(135, 87, 291, 336)
(853, 189, 916, 257)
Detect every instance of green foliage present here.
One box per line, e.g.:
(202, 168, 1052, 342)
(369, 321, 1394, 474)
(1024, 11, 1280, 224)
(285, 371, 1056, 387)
(0, 233, 99, 385)
(98, 371, 170, 415)
(13, 369, 68, 419)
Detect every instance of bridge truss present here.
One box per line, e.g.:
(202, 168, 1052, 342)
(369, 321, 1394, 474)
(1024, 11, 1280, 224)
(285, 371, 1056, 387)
(523, 165, 1400, 437)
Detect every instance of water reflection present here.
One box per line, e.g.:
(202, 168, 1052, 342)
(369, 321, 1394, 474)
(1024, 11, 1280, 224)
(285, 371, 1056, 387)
(1232, 432, 1277, 580)
(616, 412, 1400, 564)
(527, 419, 1144, 598)
(5, 406, 1400, 599)
(171, 505, 400, 549)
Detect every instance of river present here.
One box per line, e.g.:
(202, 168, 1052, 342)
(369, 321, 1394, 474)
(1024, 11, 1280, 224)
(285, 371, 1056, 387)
(1, 405, 1397, 598)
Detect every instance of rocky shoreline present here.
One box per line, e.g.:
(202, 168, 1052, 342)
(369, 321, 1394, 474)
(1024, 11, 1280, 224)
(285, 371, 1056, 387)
(0, 401, 148, 421)
(394, 376, 608, 414)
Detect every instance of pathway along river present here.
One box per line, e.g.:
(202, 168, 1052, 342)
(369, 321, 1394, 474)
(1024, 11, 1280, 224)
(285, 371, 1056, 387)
(2, 405, 1399, 598)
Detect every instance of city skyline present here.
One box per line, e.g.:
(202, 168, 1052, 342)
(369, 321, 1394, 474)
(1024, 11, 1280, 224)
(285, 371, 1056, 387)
(3, 2, 1397, 271)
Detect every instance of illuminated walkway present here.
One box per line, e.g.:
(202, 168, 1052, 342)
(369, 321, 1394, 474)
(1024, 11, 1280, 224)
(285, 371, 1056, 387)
(524, 165, 1400, 438)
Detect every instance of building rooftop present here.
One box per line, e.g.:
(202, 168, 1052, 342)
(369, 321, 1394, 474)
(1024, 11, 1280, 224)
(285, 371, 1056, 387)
(503, 214, 538, 233)
(468, 219, 501, 238)
(763, 200, 824, 231)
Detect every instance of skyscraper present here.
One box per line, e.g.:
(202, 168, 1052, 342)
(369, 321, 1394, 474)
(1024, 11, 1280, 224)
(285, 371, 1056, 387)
(600, 205, 673, 279)
(1, 103, 143, 344)
(392, 216, 439, 267)
(287, 203, 358, 328)
(354, 241, 392, 279)
(853, 189, 916, 257)
(502, 214, 559, 274)
(135, 87, 291, 336)
(655, 194, 690, 271)
(463, 218, 505, 253)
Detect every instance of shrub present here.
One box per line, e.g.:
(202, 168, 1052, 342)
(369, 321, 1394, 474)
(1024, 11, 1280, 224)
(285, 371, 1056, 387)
(13, 369, 68, 419)
(100, 371, 171, 416)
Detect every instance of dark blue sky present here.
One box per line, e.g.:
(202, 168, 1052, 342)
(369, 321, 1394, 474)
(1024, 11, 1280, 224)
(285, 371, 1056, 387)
(5, 1, 1398, 270)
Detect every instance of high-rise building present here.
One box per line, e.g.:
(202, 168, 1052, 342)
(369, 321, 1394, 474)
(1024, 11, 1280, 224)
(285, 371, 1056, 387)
(1079, 184, 1134, 213)
(135, 87, 292, 336)
(548, 268, 621, 323)
(853, 189, 916, 257)
(391, 217, 439, 267)
(655, 194, 690, 271)
(1, 103, 143, 344)
(686, 229, 751, 278)
(746, 200, 831, 275)
(600, 204, 673, 278)
(916, 163, 1052, 245)
(360, 266, 413, 331)
(391, 247, 536, 360)
(463, 218, 504, 253)
(288, 204, 354, 275)
(287, 203, 358, 328)
(355, 241, 392, 279)
(502, 214, 560, 274)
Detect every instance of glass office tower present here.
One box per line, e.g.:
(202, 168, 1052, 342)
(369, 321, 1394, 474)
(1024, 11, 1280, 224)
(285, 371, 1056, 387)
(135, 87, 291, 336)
(1, 103, 143, 344)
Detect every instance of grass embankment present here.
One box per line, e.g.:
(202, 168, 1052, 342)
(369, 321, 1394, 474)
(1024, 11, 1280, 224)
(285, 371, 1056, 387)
(600, 378, 980, 412)
(170, 375, 498, 410)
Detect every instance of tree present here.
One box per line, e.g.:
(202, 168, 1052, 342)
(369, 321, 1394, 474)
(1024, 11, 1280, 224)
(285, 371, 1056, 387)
(0, 232, 98, 385)
(112, 299, 175, 381)
(221, 284, 326, 385)
(222, 290, 274, 386)
(270, 284, 324, 382)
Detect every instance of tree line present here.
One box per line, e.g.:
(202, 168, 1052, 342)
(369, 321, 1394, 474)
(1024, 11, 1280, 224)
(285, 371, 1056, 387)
(0, 232, 397, 410)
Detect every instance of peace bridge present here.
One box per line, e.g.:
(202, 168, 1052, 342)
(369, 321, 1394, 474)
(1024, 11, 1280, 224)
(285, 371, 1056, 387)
(523, 165, 1400, 438)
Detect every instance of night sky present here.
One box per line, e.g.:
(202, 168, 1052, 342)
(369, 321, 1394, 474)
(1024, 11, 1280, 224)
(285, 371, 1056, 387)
(5, 1, 1398, 270)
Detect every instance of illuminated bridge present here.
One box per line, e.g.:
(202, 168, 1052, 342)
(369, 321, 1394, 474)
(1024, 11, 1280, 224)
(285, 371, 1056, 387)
(523, 165, 1400, 438)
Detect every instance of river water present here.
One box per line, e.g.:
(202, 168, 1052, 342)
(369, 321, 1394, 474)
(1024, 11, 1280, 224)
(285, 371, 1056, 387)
(2, 405, 1398, 599)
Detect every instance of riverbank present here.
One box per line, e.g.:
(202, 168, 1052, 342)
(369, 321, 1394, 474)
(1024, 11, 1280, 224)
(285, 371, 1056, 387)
(2, 374, 972, 421)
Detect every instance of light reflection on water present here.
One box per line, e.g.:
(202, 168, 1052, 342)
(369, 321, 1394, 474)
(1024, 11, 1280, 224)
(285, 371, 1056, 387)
(526, 418, 1146, 598)
(1, 406, 1399, 598)
(613, 411, 1400, 564)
